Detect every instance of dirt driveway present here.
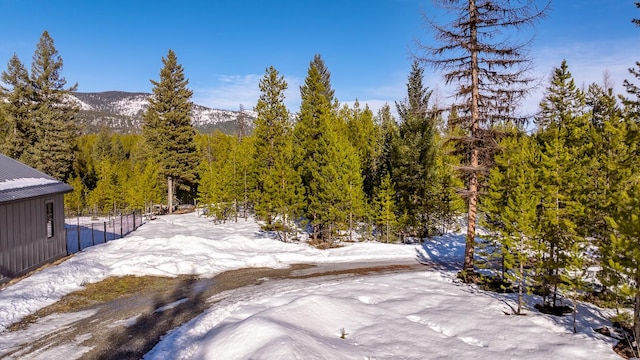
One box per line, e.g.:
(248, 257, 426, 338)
(0, 261, 427, 360)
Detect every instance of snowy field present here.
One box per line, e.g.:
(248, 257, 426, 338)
(0, 212, 621, 359)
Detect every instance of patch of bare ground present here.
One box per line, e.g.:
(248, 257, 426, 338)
(2, 262, 424, 360)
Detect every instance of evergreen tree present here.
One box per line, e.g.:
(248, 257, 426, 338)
(93, 126, 115, 162)
(88, 159, 126, 214)
(584, 80, 629, 252)
(419, 0, 548, 275)
(29, 31, 79, 181)
(65, 176, 86, 215)
(344, 100, 379, 201)
(0, 54, 33, 160)
(126, 158, 163, 212)
(197, 132, 236, 221)
(252, 66, 304, 237)
(311, 54, 337, 109)
(294, 56, 341, 240)
(1, 32, 79, 180)
(392, 60, 440, 236)
(534, 60, 586, 307)
(433, 124, 465, 233)
(603, 17, 640, 337)
(373, 173, 398, 243)
(323, 129, 366, 241)
(622, 61, 640, 121)
(482, 132, 538, 314)
(606, 182, 640, 340)
(142, 49, 199, 208)
(373, 104, 399, 187)
(293, 55, 366, 241)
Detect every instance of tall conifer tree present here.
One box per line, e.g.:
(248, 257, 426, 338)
(418, 0, 548, 275)
(0, 54, 33, 161)
(252, 66, 304, 237)
(393, 60, 439, 236)
(3, 31, 80, 180)
(535, 60, 586, 307)
(142, 49, 198, 207)
(294, 55, 364, 241)
(482, 131, 538, 314)
(30, 31, 79, 181)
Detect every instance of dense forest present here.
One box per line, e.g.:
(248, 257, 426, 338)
(2, 0, 640, 343)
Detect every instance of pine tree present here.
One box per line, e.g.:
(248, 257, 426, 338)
(311, 54, 337, 110)
(126, 158, 163, 213)
(197, 132, 236, 221)
(28, 31, 80, 181)
(603, 17, 640, 337)
(583, 80, 633, 302)
(344, 100, 379, 201)
(534, 60, 586, 308)
(2, 31, 81, 180)
(294, 55, 347, 241)
(606, 182, 640, 340)
(323, 129, 366, 241)
(252, 66, 304, 237)
(482, 132, 538, 314)
(142, 49, 198, 208)
(373, 104, 399, 188)
(392, 60, 439, 237)
(373, 173, 398, 243)
(418, 0, 548, 275)
(0, 54, 33, 161)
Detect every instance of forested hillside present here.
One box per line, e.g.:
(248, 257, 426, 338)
(72, 91, 253, 134)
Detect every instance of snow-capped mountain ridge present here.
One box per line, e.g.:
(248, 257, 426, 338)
(72, 91, 254, 133)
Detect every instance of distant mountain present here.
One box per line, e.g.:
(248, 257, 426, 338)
(72, 91, 254, 134)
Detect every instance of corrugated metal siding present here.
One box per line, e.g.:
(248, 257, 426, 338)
(0, 204, 8, 279)
(0, 194, 67, 283)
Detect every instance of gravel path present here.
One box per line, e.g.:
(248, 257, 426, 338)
(1, 261, 427, 360)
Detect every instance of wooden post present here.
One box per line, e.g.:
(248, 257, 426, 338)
(77, 214, 81, 252)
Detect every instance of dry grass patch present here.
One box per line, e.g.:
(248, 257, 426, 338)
(8, 275, 182, 331)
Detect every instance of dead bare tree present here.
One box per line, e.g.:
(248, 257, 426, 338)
(416, 0, 549, 276)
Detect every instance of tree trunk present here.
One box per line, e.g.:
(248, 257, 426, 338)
(634, 278, 640, 343)
(463, 0, 479, 274)
(518, 235, 524, 315)
(168, 176, 173, 214)
(244, 168, 248, 221)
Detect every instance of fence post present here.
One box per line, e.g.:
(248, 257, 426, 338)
(104, 221, 107, 243)
(91, 223, 95, 246)
(133, 211, 136, 230)
(77, 215, 80, 252)
(120, 215, 123, 238)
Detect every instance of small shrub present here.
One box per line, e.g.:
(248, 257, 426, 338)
(457, 271, 513, 293)
(610, 311, 633, 332)
(309, 238, 342, 249)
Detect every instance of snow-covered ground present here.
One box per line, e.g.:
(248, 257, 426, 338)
(0, 212, 621, 359)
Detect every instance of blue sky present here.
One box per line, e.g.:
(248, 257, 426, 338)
(0, 0, 638, 114)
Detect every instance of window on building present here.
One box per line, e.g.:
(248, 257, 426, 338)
(46, 201, 54, 238)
